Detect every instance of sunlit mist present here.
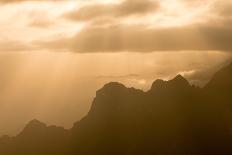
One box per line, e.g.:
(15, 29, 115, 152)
(0, 0, 231, 138)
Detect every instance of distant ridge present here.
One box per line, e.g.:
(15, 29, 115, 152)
(150, 74, 190, 92)
(1, 62, 232, 155)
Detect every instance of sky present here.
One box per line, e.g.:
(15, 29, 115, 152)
(0, 0, 231, 136)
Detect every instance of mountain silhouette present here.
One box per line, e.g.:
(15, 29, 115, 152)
(150, 74, 190, 90)
(1, 63, 232, 154)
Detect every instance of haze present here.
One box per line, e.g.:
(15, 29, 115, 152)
(0, 0, 231, 136)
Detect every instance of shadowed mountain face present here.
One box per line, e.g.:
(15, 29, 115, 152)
(1, 63, 232, 155)
(0, 119, 69, 155)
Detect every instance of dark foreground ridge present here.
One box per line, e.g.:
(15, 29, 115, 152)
(1, 63, 232, 155)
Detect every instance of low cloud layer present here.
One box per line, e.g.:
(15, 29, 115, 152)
(35, 0, 232, 53)
(65, 0, 160, 21)
(0, 40, 36, 52)
(38, 21, 232, 52)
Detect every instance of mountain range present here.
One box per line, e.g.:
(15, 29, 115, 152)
(0, 62, 232, 155)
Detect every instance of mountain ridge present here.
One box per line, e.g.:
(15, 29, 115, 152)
(0, 62, 232, 155)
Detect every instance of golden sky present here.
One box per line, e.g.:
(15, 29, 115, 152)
(0, 0, 231, 52)
(0, 0, 231, 135)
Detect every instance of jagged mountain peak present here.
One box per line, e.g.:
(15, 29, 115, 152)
(173, 74, 185, 81)
(150, 79, 165, 89)
(170, 74, 189, 85)
(26, 119, 46, 127)
(102, 82, 127, 91)
(150, 74, 190, 92)
(96, 82, 143, 97)
(95, 82, 129, 98)
(20, 119, 47, 134)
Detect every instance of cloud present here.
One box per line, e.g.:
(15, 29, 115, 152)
(31, 0, 231, 53)
(96, 74, 140, 79)
(28, 18, 54, 28)
(211, 0, 232, 17)
(183, 57, 232, 86)
(65, 0, 160, 21)
(0, 0, 55, 3)
(2, 0, 232, 53)
(37, 19, 232, 53)
(0, 40, 37, 52)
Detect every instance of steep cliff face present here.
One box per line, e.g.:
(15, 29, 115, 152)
(1, 63, 232, 155)
(204, 63, 232, 106)
(205, 63, 232, 90)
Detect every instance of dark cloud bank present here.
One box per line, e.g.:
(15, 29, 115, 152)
(36, 0, 232, 53)
(1, 0, 232, 53)
(38, 23, 232, 53)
